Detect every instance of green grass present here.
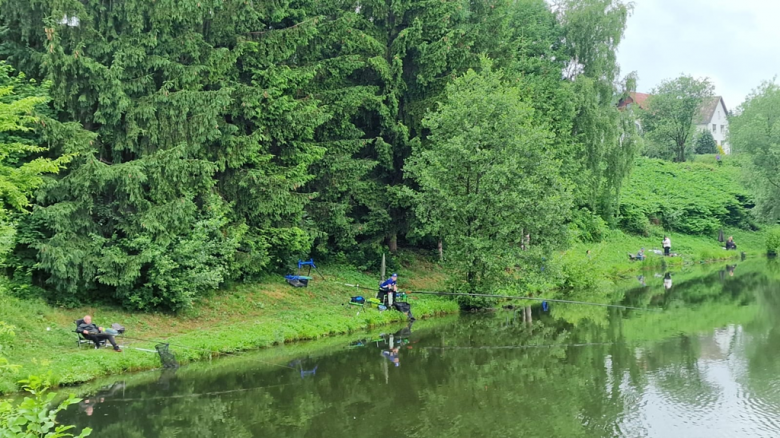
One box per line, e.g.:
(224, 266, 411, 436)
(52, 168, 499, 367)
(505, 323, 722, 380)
(564, 226, 764, 278)
(0, 259, 458, 394)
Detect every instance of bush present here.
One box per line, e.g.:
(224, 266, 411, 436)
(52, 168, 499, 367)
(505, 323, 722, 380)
(570, 208, 611, 242)
(619, 203, 651, 235)
(0, 375, 92, 438)
(767, 227, 780, 256)
(620, 157, 754, 235)
(694, 130, 718, 154)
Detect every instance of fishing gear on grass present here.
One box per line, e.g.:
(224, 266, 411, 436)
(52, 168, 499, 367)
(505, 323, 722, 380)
(336, 282, 661, 312)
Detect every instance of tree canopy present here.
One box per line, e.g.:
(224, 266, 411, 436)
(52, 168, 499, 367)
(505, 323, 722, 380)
(405, 62, 571, 297)
(730, 81, 780, 222)
(641, 75, 714, 162)
(0, 0, 640, 310)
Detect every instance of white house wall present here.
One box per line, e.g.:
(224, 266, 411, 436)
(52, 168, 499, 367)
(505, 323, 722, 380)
(695, 99, 730, 154)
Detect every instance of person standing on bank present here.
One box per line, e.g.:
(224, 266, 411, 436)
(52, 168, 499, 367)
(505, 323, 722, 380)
(662, 236, 671, 256)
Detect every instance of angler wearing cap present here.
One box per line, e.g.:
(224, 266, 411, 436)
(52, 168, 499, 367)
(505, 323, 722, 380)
(378, 273, 398, 306)
(378, 274, 416, 321)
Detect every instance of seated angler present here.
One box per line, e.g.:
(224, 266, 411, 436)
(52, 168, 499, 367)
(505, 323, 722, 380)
(725, 236, 737, 250)
(378, 273, 398, 306)
(78, 315, 122, 352)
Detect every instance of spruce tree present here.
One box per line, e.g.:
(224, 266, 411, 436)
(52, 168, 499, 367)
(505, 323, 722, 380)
(1, 0, 328, 310)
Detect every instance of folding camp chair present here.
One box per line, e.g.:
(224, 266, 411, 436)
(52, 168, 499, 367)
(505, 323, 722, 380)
(75, 319, 107, 349)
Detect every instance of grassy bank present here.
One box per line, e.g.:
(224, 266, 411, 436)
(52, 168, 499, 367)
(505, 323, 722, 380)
(564, 226, 765, 277)
(0, 260, 458, 394)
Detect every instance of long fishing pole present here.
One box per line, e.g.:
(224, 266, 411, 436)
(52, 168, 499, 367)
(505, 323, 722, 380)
(337, 282, 661, 312)
(119, 334, 295, 369)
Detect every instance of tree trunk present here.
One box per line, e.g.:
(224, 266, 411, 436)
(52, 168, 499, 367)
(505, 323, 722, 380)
(387, 234, 397, 253)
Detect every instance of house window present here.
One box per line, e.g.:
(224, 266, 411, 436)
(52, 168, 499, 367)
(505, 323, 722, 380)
(721, 125, 725, 133)
(712, 124, 717, 133)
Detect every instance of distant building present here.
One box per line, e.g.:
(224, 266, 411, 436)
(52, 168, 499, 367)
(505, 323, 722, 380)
(694, 96, 730, 154)
(617, 93, 731, 154)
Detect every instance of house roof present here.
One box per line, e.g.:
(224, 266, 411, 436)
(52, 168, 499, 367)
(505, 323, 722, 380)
(617, 92, 650, 110)
(617, 93, 728, 124)
(695, 96, 727, 125)
(629, 92, 650, 110)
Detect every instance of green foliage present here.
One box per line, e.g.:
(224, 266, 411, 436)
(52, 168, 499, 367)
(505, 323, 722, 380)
(0, 375, 91, 437)
(641, 75, 714, 162)
(694, 130, 718, 154)
(0, 62, 80, 267)
(766, 227, 780, 256)
(406, 63, 571, 298)
(569, 208, 611, 242)
(2, 0, 329, 311)
(556, 0, 639, 222)
(619, 157, 755, 235)
(729, 81, 780, 222)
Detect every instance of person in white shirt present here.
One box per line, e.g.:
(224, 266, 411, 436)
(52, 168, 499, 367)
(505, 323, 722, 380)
(662, 236, 671, 256)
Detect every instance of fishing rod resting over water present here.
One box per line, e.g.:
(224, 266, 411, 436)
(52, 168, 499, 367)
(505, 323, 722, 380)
(337, 282, 661, 312)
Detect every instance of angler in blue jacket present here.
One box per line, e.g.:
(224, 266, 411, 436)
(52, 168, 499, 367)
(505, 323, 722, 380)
(378, 273, 398, 305)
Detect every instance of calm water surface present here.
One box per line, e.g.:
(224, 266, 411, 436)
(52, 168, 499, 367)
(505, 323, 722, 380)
(61, 260, 780, 437)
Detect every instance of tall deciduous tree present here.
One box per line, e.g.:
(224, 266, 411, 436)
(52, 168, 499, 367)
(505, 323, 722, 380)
(554, 0, 639, 223)
(730, 81, 780, 222)
(642, 75, 714, 162)
(405, 63, 571, 297)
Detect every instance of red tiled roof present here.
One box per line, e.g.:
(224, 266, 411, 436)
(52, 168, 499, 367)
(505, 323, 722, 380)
(630, 92, 650, 110)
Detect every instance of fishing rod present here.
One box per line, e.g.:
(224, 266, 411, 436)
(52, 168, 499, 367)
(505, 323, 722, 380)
(337, 282, 661, 312)
(119, 334, 295, 369)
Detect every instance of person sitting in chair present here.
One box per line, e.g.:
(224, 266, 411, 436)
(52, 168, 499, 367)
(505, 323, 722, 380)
(378, 273, 398, 306)
(725, 236, 737, 250)
(77, 315, 122, 352)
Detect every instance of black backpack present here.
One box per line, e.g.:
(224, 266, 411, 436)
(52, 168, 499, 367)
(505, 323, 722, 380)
(393, 302, 410, 313)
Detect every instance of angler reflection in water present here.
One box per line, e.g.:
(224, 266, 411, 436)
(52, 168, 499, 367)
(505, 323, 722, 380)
(289, 359, 318, 379)
(382, 347, 400, 367)
(79, 381, 125, 416)
(637, 275, 646, 287)
(663, 273, 673, 290)
(380, 323, 415, 369)
(727, 264, 737, 277)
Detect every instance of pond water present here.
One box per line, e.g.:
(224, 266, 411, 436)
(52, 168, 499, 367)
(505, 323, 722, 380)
(61, 259, 780, 437)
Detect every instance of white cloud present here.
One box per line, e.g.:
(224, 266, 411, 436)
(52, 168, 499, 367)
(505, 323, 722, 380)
(617, 0, 780, 110)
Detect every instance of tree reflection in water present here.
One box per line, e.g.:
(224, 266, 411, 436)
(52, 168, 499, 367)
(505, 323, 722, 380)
(60, 260, 780, 438)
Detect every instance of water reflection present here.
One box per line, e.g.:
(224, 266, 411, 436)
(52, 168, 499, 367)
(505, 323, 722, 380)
(59, 260, 780, 438)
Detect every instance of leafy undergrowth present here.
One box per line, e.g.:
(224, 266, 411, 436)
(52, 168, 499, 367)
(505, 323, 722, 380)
(618, 156, 755, 235)
(0, 260, 457, 394)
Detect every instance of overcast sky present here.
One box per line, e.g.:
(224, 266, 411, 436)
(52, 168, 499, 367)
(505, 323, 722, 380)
(616, 0, 780, 111)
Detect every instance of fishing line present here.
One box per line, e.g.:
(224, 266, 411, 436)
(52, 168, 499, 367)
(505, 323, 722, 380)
(336, 282, 661, 312)
(99, 382, 294, 402)
(119, 334, 295, 370)
(422, 342, 619, 350)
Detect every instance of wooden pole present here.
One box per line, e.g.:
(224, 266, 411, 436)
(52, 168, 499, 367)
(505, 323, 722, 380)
(381, 253, 386, 280)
